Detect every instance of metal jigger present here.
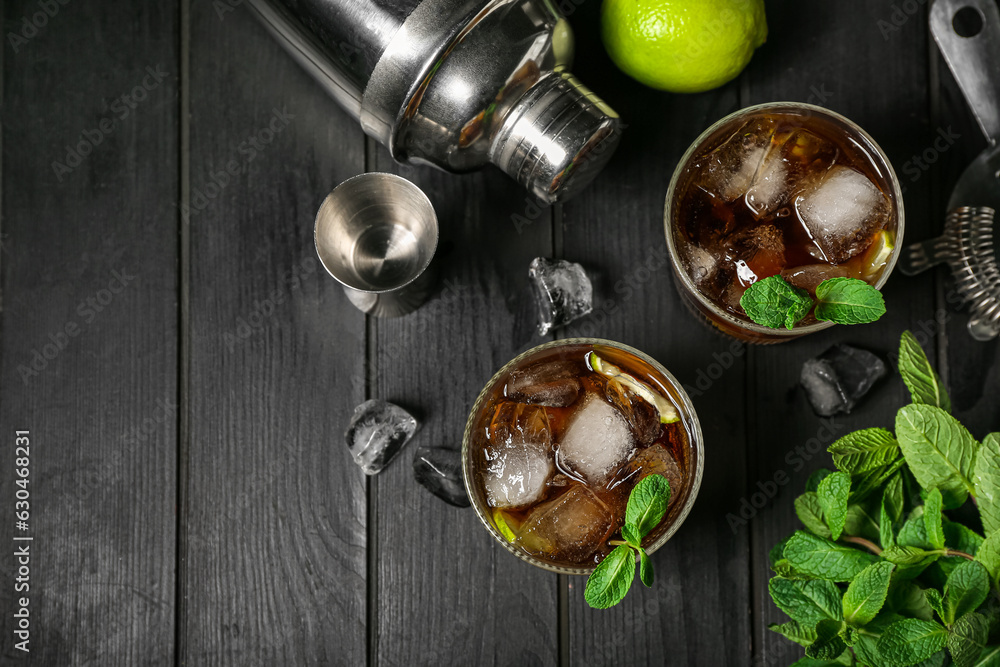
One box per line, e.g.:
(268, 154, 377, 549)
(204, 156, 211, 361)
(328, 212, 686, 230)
(315, 173, 438, 318)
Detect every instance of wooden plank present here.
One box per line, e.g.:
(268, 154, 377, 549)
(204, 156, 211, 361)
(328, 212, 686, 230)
(744, 1, 938, 662)
(932, 4, 1000, 438)
(182, 5, 367, 664)
(558, 2, 751, 664)
(369, 153, 561, 665)
(0, 1, 178, 663)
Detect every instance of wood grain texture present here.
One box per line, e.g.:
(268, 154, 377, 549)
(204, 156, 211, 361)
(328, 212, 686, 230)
(0, 1, 179, 663)
(744, 1, 939, 663)
(558, 2, 751, 665)
(370, 151, 560, 666)
(183, 5, 367, 665)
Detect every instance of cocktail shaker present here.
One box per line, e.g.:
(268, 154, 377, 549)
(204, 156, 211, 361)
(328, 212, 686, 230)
(247, 0, 623, 203)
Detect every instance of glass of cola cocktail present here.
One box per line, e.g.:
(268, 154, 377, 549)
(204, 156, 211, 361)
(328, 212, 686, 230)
(665, 102, 905, 342)
(462, 339, 704, 574)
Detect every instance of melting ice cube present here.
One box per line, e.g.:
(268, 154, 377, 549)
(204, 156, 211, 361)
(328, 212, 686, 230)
(557, 395, 637, 484)
(516, 484, 615, 562)
(697, 117, 777, 202)
(505, 358, 582, 408)
(800, 344, 887, 416)
(413, 446, 469, 508)
(345, 399, 419, 475)
(794, 166, 891, 263)
(483, 403, 554, 508)
(529, 258, 594, 335)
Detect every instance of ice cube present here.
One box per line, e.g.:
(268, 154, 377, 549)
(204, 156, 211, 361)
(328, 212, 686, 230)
(529, 258, 594, 335)
(745, 145, 788, 218)
(557, 395, 636, 484)
(794, 166, 891, 263)
(697, 117, 777, 202)
(723, 223, 786, 287)
(781, 264, 853, 293)
(604, 379, 662, 447)
(483, 403, 554, 508)
(505, 358, 582, 408)
(682, 244, 718, 286)
(516, 484, 615, 563)
(413, 446, 469, 508)
(344, 399, 418, 475)
(748, 128, 842, 219)
(800, 344, 888, 416)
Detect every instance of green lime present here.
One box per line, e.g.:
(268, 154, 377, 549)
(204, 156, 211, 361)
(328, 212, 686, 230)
(861, 230, 895, 279)
(601, 0, 767, 93)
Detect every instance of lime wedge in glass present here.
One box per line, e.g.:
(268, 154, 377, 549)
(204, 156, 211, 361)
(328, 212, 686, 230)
(861, 230, 894, 279)
(493, 508, 516, 542)
(588, 351, 680, 424)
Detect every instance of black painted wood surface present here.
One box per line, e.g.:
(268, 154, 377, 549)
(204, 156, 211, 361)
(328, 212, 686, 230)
(0, 0, 997, 665)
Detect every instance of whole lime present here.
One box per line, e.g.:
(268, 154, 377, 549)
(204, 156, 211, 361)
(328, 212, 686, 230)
(601, 0, 767, 93)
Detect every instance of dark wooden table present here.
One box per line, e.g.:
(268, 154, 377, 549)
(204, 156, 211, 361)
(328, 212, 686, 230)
(1, 0, 997, 664)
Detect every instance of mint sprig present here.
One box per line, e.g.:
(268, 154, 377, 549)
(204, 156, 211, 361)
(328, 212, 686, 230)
(766, 331, 1000, 666)
(584, 474, 670, 609)
(739, 275, 885, 329)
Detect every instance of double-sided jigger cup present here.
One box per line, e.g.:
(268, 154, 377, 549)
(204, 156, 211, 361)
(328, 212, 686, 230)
(315, 173, 439, 318)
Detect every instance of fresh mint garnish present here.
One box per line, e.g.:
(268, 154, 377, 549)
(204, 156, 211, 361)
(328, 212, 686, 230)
(584, 474, 670, 609)
(766, 330, 1000, 666)
(739, 275, 813, 329)
(739, 275, 886, 329)
(813, 277, 886, 324)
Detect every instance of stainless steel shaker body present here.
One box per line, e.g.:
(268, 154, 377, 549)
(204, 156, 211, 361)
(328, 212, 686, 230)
(248, 0, 623, 203)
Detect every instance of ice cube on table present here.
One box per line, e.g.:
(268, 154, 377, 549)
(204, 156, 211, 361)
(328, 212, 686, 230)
(505, 359, 582, 408)
(800, 344, 887, 416)
(345, 399, 418, 475)
(484, 403, 554, 508)
(794, 166, 891, 263)
(697, 117, 777, 202)
(529, 258, 594, 335)
(557, 395, 636, 484)
(413, 446, 469, 508)
(516, 484, 615, 563)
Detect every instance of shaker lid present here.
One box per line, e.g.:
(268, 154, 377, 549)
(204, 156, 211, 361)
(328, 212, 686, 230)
(489, 72, 623, 205)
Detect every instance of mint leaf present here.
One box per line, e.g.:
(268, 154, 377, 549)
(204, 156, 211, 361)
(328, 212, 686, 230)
(739, 275, 814, 330)
(876, 618, 948, 666)
(943, 560, 990, 625)
(796, 492, 832, 538)
(925, 588, 945, 620)
(888, 580, 935, 621)
(769, 576, 844, 625)
(621, 523, 642, 549)
(846, 503, 882, 544)
(882, 545, 941, 569)
(783, 531, 880, 581)
(807, 619, 848, 660)
(843, 561, 895, 627)
(771, 535, 792, 567)
(769, 620, 818, 647)
(896, 404, 978, 508)
(881, 491, 897, 550)
(899, 508, 933, 550)
(884, 472, 906, 524)
(806, 468, 834, 493)
(972, 646, 1000, 666)
(814, 277, 886, 325)
(584, 544, 635, 609)
(974, 531, 1000, 593)
(974, 433, 1000, 537)
(851, 458, 907, 504)
(639, 549, 653, 588)
(899, 330, 951, 412)
(829, 428, 901, 475)
(946, 522, 985, 558)
(625, 474, 670, 538)
(949, 612, 990, 667)
(817, 472, 851, 540)
(924, 488, 946, 550)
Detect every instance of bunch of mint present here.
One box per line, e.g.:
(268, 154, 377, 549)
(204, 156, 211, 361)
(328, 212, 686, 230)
(741, 276, 887, 329)
(768, 331, 1000, 666)
(585, 474, 671, 609)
